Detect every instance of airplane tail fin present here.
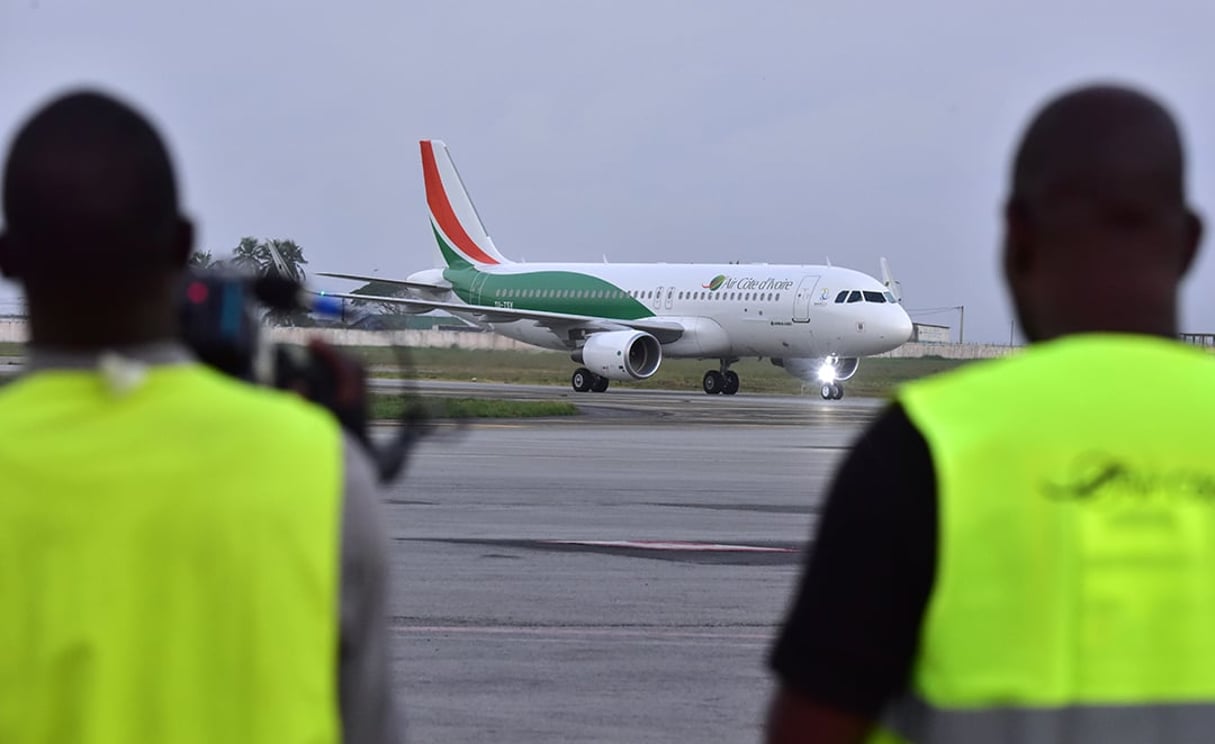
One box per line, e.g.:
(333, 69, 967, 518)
(420, 140, 511, 269)
(266, 241, 294, 279)
(880, 257, 903, 303)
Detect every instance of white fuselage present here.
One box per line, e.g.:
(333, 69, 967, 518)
(412, 262, 913, 361)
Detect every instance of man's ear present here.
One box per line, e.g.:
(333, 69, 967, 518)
(171, 216, 195, 270)
(1179, 207, 1203, 277)
(1002, 198, 1034, 283)
(0, 232, 22, 280)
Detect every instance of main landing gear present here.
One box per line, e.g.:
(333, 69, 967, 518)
(703, 359, 740, 396)
(819, 382, 844, 400)
(572, 367, 610, 393)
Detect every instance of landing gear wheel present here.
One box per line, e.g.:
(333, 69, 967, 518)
(703, 370, 725, 395)
(722, 370, 740, 396)
(820, 383, 834, 400)
(572, 368, 594, 393)
(591, 375, 610, 393)
(831, 383, 844, 400)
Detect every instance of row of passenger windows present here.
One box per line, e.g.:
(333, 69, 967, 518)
(835, 290, 897, 304)
(666, 291, 782, 302)
(493, 288, 627, 299)
(491, 287, 782, 302)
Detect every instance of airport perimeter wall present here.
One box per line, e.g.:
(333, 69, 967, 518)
(0, 317, 1016, 359)
(878, 342, 1016, 360)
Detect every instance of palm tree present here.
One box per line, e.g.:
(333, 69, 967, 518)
(188, 250, 216, 269)
(231, 236, 266, 275)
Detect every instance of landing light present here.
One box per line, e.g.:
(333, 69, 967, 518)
(817, 362, 837, 384)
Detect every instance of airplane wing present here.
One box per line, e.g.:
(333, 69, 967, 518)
(315, 272, 452, 291)
(316, 290, 686, 344)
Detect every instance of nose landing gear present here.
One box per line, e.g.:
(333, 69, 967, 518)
(816, 356, 845, 400)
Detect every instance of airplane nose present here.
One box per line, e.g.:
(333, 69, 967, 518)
(889, 306, 913, 343)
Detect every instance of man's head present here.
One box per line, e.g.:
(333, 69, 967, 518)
(0, 89, 193, 347)
(1003, 83, 1202, 342)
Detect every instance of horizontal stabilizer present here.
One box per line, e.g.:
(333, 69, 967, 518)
(315, 271, 451, 291)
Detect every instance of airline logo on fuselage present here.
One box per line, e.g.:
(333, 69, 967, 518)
(701, 274, 795, 292)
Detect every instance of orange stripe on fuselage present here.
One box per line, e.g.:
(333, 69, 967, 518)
(421, 141, 499, 265)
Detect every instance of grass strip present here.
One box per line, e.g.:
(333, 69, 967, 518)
(370, 394, 579, 420)
(349, 347, 975, 397)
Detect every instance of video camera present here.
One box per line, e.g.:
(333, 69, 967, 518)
(177, 268, 432, 484)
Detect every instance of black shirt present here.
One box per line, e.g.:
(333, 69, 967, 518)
(768, 402, 938, 719)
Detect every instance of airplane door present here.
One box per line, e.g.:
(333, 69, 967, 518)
(792, 274, 820, 323)
(665, 287, 674, 310)
(652, 286, 664, 311)
(473, 272, 496, 305)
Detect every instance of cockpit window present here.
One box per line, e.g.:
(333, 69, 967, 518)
(883, 291, 897, 303)
(835, 290, 849, 303)
(863, 291, 886, 303)
(847, 291, 862, 303)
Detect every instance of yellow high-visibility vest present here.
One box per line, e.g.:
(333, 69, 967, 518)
(0, 363, 342, 744)
(870, 333, 1215, 743)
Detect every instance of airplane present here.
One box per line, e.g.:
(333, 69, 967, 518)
(316, 140, 914, 399)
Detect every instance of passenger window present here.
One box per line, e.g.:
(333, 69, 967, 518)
(847, 291, 862, 303)
(863, 291, 885, 303)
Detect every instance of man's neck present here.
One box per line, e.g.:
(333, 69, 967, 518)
(25, 340, 193, 373)
(26, 304, 179, 350)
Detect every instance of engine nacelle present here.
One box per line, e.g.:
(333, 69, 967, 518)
(572, 330, 662, 381)
(771, 356, 860, 383)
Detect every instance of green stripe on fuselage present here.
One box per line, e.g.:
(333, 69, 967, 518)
(443, 267, 655, 320)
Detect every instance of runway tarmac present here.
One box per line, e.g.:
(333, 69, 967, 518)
(373, 377, 889, 427)
(378, 385, 883, 743)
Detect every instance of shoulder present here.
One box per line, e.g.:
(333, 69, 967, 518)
(158, 364, 343, 446)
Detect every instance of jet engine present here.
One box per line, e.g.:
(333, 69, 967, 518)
(573, 330, 662, 381)
(771, 356, 859, 383)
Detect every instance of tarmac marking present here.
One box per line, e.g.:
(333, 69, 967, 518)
(542, 539, 797, 553)
(392, 624, 772, 642)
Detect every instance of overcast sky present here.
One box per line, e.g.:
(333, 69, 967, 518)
(3, 0, 1214, 342)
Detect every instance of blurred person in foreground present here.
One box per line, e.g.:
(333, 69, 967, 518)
(766, 82, 1214, 743)
(0, 89, 402, 743)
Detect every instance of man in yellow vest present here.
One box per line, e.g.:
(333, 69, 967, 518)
(765, 83, 1213, 743)
(0, 90, 402, 742)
